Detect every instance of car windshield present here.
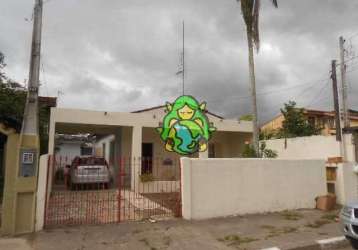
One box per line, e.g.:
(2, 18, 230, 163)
(79, 157, 105, 165)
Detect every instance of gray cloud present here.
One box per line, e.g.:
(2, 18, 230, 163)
(1, 0, 358, 124)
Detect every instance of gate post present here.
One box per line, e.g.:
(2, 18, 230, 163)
(117, 156, 122, 223)
(35, 154, 50, 231)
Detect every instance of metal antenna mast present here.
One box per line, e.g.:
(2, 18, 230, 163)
(176, 21, 185, 95)
(182, 21, 185, 95)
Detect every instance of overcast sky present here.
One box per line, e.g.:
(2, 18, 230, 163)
(1, 0, 358, 123)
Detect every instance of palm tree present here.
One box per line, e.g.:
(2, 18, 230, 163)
(236, 0, 278, 155)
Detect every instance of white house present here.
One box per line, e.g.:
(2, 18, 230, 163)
(48, 105, 253, 190)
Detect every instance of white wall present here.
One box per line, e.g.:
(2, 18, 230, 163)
(94, 135, 114, 162)
(263, 135, 341, 160)
(35, 154, 49, 231)
(56, 142, 81, 167)
(263, 134, 358, 205)
(181, 158, 327, 220)
(264, 134, 356, 162)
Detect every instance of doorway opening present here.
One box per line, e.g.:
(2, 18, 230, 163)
(142, 143, 153, 174)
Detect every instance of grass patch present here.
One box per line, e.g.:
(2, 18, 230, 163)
(280, 210, 303, 221)
(320, 213, 338, 221)
(139, 238, 157, 250)
(305, 219, 331, 228)
(217, 234, 258, 247)
(132, 229, 143, 235)
(260, 225, 276, 230)
(264, 226, 297, 239)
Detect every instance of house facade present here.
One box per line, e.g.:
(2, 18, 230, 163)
(48, 105, 252, 189)
(261, 108, 358, 136)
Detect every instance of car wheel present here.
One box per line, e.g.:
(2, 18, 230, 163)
(350, 238, 358, 249)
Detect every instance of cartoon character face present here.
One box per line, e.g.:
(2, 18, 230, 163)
(156, 95, 216, 155)
(178, 105, 195, 120)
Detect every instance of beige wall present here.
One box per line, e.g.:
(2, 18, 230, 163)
(210, 131, 251, 158)
(181, 158, 327, 220)
(261, 114, 284, 133)
(35, 154, 49, 231)
(263, 134, 357, 204)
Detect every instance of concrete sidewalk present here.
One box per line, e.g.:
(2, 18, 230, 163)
(0, 209, 351, 250)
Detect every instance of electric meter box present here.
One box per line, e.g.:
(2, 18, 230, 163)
(19, 149, 37, 177)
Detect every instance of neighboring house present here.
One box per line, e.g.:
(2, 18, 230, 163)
(54, 134, 94, 168)
(261, 108, 358, 136)
(48, 105, 252, 189)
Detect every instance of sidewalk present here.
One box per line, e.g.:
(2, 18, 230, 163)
(0, 208, 350, 250)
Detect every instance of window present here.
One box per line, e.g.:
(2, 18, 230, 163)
(327, 118, 335, 129)
(102, 143, 106, 158)
(142, 143, 153, 174)
(80, 147, 93, 156)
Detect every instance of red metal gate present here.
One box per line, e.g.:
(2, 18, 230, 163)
(44, 156, 181, 227)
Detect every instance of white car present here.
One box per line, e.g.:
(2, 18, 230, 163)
(340, 202, 358, 249)
(69, 156, 110, 190)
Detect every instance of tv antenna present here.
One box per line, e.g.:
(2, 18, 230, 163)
(176, 21, 185, 95)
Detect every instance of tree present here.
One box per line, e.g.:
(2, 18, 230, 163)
(242, 141, 277, 158)
(0, 51, 51, 154)
(0, 51, 6, 84)
(279, 101, 320, 138)
(236, 0, 278, 155)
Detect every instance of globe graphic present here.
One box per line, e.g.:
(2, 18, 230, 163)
(168, 120, 204, 155)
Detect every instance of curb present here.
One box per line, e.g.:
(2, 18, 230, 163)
(261, 236, 349, 250)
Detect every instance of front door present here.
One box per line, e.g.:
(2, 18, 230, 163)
(142, 143, 153, 174)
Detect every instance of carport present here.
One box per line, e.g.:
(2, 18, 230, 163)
(41, 106, 252, 227)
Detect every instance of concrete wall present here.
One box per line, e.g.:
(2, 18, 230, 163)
(181, 158, 327, 220)
(263, 135, 358, 204)
(35, 154, 49, 231)
(94, 135, 115, 162)
(55, 142, 81, 167)
(264, 134, 356, 162)
(1, 132, 38, 235)
(263, 135, 341, 160)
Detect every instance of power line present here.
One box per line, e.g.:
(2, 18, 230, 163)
(305, 81, 331, 108)
(347, 32, 358, 41)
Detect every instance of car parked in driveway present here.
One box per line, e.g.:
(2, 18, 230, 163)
(68, 156, 110, 190)
(340, 202, 358, 249)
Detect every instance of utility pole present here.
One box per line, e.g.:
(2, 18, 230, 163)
(19, 0, 43, 178)
(331, 60, 342, 142)
(332, 59, 347, 161)
(1, 0, 44, 235)
(339, 36, 349, 128)
(22, 0, 43, 136)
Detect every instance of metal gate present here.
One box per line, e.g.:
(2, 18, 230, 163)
(44, 156, 181, 227)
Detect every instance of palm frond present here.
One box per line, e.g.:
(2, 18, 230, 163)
(252, 0, 261, 51)
(271, 0, 278, 8)
(236, 0, 278, 52)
